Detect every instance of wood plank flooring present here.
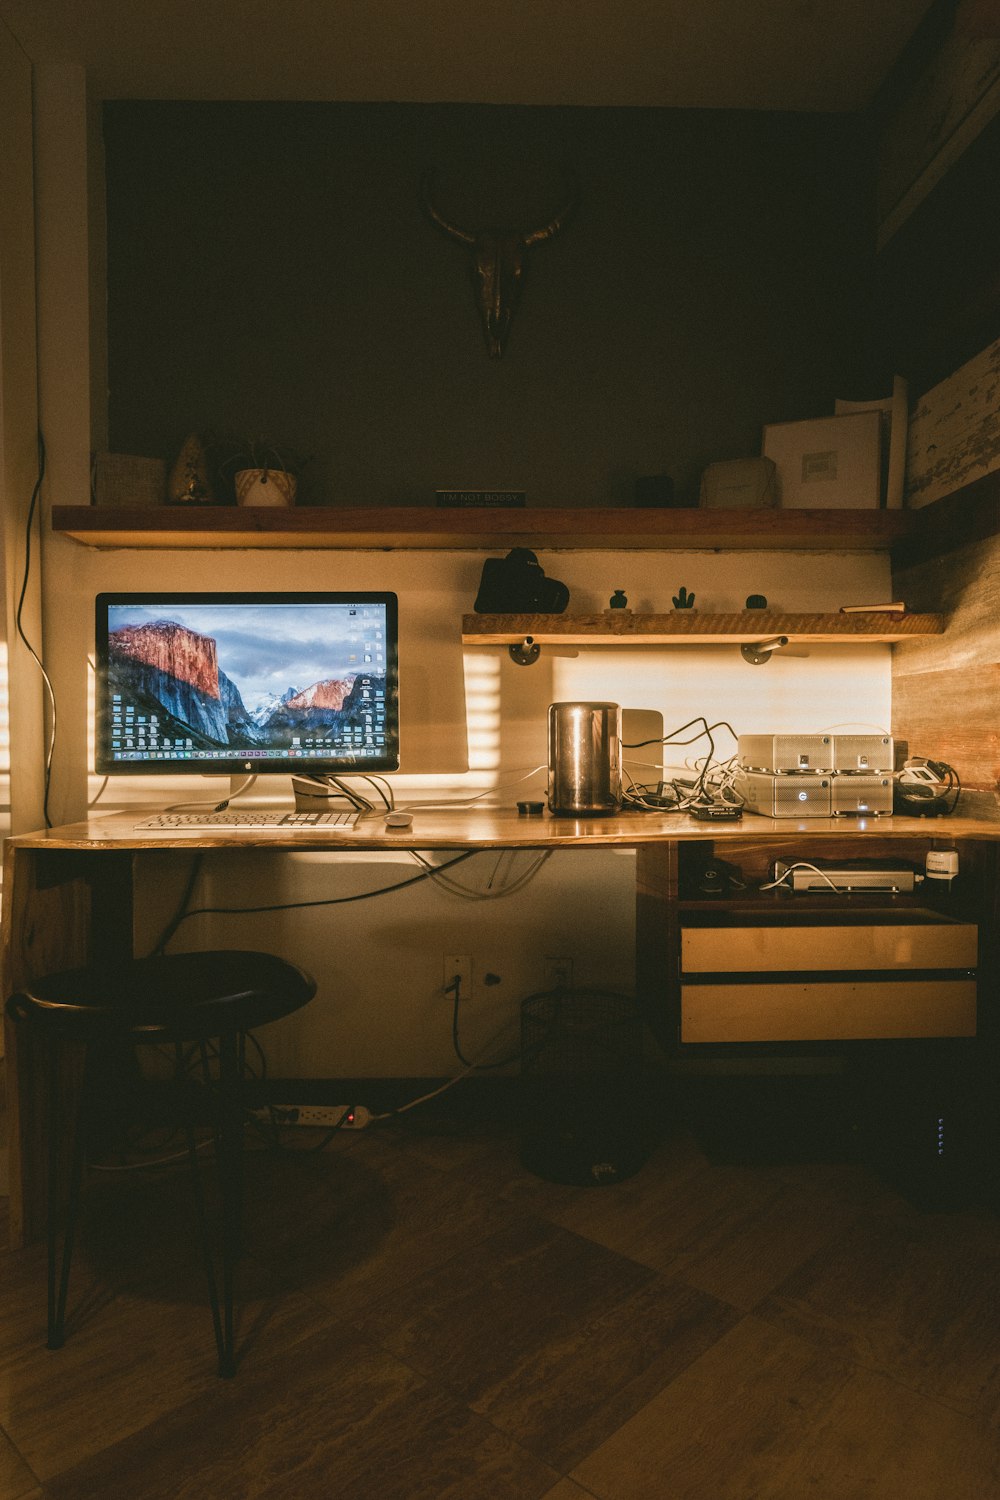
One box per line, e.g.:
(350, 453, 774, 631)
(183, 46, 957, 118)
(0, 1089, 997, 1499)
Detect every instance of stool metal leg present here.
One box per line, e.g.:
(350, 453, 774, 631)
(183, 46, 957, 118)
(46, 1036, 86, 1350)
(174, 1042, 229, 1376)
(216, 1030, 243, 1379)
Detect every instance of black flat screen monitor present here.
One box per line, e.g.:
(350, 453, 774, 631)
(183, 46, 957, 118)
(95, 592, 399, 776)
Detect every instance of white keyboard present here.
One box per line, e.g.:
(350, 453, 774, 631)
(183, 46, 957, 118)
(134, 810, 360, 833)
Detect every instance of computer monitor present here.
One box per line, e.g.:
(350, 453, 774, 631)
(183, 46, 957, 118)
(95, 591, 399, 776)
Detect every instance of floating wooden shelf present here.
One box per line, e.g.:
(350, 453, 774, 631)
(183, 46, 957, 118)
(51, 504, 912, 553)
(461, 611, 946, 646)
(50, 478, 998, 565)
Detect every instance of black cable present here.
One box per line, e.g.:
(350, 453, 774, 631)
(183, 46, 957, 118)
(244, 1030, 268, 1082)
(448, 974, 528, 1071)
(159, 849, 480, 944)
(623, 715, 742, 811)
(359, 774, 394, 811)
(149, 853, 205, 956)
(14, 430, 56, 826)
(623, 715, 738, 750)
(449, 978, 474, 1067)
(257, 1106, 353, 1153)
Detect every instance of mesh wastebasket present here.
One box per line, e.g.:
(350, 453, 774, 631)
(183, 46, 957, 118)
(519, 987, 648, 1185)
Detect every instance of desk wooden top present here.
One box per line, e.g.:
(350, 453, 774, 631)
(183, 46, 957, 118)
(6, 806, 1000, 852)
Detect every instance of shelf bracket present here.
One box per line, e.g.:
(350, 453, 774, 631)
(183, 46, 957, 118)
(508, 636, 541, 666)
(740, 634, 789, 666)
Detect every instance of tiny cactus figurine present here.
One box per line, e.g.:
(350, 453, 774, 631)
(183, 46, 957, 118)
(672, 586, 696, 610)
(609, 589, 628, 609)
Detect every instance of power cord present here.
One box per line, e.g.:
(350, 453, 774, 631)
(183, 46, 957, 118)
(395, 763, 548, 813)
(445, 972, 525, 1070)
(15, 430, 57, 826)
(153, 849, 482, 947)
(623, 716, 741, 812)
(758, 861, 849, 895)
(409, 848, 552, 900)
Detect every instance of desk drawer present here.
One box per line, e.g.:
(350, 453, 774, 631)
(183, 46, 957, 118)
(681, 920, 977, 974)
(680, 979, 977, 1043)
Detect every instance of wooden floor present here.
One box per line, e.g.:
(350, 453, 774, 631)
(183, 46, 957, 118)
(0, 1083, 998, 1500)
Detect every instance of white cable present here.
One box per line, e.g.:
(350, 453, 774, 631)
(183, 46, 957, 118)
(396, 763, 548, 812)
(164, 773, 259, 813)
(758, 861, 844, 894)
(369, 1064, 479, 1119)
(369, 1017, 523, 1120)
(88, 1137, 215, 1171)
(408, 848, 552, 898)
(821, 721, 891, 736)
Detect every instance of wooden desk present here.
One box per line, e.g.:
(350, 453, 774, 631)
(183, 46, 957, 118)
(4, 808, 999, 1245)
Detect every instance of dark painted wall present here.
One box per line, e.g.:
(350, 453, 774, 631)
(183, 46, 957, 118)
(104, 102, 873, 507)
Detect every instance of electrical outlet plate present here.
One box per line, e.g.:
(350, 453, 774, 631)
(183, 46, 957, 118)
(544, 956, 573, 990)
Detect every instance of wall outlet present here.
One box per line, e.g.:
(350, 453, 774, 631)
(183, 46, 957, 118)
(544, 956, 574, 991)
(443, 954, 472, 997)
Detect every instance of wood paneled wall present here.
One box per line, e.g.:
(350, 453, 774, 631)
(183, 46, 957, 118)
(892, 527, 1000, 812)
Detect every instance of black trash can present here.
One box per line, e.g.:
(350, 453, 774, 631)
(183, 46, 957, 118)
(519, 987, 648, 1185)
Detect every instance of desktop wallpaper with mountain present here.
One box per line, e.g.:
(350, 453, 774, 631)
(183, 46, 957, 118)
(103, 601, 390, 757)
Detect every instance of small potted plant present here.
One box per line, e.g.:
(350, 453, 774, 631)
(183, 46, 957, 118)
(220, 437, 312, 507)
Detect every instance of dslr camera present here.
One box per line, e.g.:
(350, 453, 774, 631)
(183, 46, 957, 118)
(474, 548, 570, 614)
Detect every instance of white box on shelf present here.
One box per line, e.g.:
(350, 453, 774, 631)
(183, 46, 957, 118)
(762, 411, 881, 509)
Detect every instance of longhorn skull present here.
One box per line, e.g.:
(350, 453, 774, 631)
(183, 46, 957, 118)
(422, 172, 577, 357)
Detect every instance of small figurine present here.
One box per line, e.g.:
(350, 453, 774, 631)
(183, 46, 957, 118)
(609, 589, 628, 609)
(746, 594, 768, 610)
(672, 586, 696, 610)
(167, 433, 216, 505)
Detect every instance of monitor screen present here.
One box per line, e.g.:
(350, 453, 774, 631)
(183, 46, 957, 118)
(95, 592, 399, 776)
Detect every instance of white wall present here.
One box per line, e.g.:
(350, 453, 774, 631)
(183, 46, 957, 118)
(28, 71, 894, 1078)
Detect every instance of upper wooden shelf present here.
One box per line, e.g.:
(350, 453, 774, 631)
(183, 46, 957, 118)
(49, 476, 998, 561)
(51, 504, 911, 553)
(462, 611, 945, 646)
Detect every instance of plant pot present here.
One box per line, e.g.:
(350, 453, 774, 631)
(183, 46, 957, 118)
(234, 467, 297, 507)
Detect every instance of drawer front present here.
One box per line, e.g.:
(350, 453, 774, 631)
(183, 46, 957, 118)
(681, 923, 978, 973)
(680, 980, 977, 1042)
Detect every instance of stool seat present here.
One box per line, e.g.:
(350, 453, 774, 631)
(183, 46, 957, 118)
(8, 949, 316, 1042)
(6, 948, 317, 1377)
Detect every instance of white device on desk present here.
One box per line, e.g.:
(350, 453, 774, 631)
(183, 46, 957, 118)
(737, 732, 894, 817)
(738, 733, 893, 774)
(771, 858, 919, 892)
(736, 769, 832, 817)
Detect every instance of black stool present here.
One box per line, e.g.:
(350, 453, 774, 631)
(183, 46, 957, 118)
(6, 949, 316, 1378)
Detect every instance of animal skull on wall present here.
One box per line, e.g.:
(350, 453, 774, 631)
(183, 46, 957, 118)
(422, 172, 577, 357)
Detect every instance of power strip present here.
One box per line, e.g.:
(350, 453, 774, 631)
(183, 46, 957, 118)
(258, 1104, 373, 1130)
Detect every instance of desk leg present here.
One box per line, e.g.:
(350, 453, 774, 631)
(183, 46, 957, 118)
(2, 846, 135, 1247)
(636, 842, 679, 1054)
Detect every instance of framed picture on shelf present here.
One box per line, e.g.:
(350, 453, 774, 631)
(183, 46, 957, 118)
(762, 411, 881, 509)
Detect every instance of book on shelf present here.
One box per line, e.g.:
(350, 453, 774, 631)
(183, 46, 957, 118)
(839, 601, 907, 614)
